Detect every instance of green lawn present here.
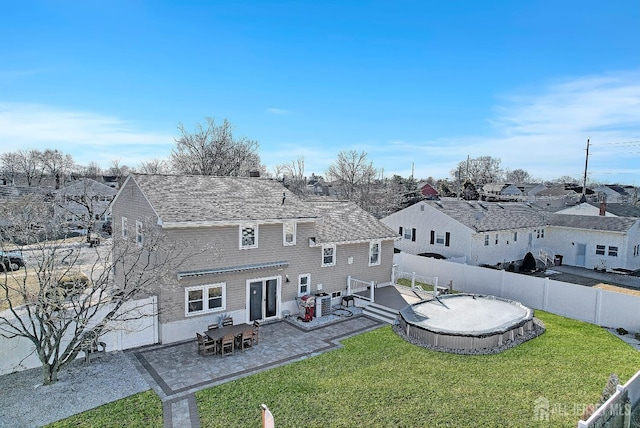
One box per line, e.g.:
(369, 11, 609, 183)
(48, 311, 640, 427)
(46, 390, 162, 428)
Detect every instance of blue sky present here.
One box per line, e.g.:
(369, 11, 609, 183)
(1, 1, 639, 184)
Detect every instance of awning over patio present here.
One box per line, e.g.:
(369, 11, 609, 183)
(177, 261, 289, 280)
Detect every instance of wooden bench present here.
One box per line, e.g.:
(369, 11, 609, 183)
(81, 337, 107, 363)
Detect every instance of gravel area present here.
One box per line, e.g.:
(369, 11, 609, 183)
(0, 351, 149, 428)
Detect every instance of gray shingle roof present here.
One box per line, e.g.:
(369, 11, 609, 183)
(587, 202, 640, 218)
(56, 178, 117, 196)
(425, 200, 547, 232)
(548, 214, 639, 232)
(309, 200, 398, 244)
(131, 174, 320, 223)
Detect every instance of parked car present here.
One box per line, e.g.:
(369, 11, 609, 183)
(0, 251, 25, 271)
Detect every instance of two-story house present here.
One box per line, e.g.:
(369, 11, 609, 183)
(110, 174, 397, 343)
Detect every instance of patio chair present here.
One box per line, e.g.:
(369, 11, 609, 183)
(207, 324, 218, 331)
(252, 320, 260, 345)
(239, 329, 253, 352)
(197, 333, 217, 356)
(222, 317, 233, 327)
(221, 334, 235, 356)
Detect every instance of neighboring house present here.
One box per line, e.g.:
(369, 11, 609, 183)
(381, 199, 640, 272)
(481, 183, 522, 201)
(592, 184, 633, 203)
(545, 214, 640, 272)
(518, 183, 547, 200)
(380, 200, 549, 266)
(54, 178, 117, 230)
(110, 174, 397, 344)
(417, 182, 439, 200)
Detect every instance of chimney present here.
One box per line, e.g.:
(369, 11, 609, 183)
(249, 169, 260, 177)
(599, 198, 606, 216)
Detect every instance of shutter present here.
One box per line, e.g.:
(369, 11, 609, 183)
(430, 230, 435, 245)
(445, 232, 450, 247)
(412, 228, 416, 242)
(399, 226, 403, 236)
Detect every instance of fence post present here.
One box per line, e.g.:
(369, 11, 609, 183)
(370, 281, 375, 303)
(391, 264, 397, 285)
(411, 272, 416, 289)
(347, 275, 352, 295)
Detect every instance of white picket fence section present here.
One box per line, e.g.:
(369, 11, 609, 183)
(0, 296, 158, 376)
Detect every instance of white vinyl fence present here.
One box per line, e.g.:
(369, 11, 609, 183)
(393, 253, 640, 332)
(0, 296, 158, 376)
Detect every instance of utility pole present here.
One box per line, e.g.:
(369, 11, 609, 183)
(582, 138, 590, 200)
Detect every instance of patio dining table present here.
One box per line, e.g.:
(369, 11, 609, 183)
(205, 324, 251, 342)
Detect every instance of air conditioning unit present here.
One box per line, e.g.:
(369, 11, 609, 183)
(315, 294, 332, 317)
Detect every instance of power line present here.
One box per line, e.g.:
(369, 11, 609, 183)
(597, 140, 640, 146)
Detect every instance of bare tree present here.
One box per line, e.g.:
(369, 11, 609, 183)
(108, 159, 131, 187)
(171, 117, 261, 176)
(74, 162, 104, 180)
(0, 195, 195, 385)
(41, 149, 75, 189)
(137, 158, 171, 174)
(505, 168, 531, 185)
(451, 156, 504, 186)
(1, 149, 46, 186)
(275, 157, 306, 196)
(326, 150, 379, 202)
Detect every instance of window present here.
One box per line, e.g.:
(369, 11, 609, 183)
(484, 235, 489, 246)
(634, 244, 640, 257)
(536, 228, 545, 239)
(135, 221, 144, 246)
(240, 224, 258, 249)
(283, 222, 296, 246)
(436, 233, 445, 245)
(495, 234, 499, 245)
(596, 245, 605, 255)
(298, 274, 310, 296)
(121, 217, 128, 239)
(608, 246, 618, 257)
(322, 244, 336, 267)
(404, 227, 412, 240)
(185, 283, 225, 316)
(369, 241, 381, 266)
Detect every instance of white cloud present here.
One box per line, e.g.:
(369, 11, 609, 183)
(0, 102, 174, 168)
(265, 107, 292, 115)
(372, 70, 640, 182)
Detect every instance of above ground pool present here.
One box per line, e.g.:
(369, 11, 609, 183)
(397, 294, 540, 354)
